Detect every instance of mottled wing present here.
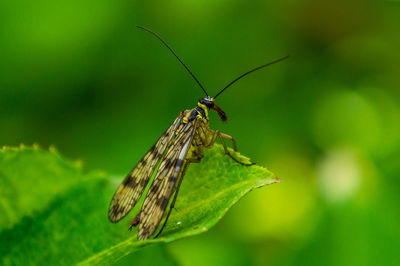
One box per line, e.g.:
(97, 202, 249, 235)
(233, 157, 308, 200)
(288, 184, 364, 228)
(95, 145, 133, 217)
(138, 120, 198, 240)
(108, 116, 182, 223)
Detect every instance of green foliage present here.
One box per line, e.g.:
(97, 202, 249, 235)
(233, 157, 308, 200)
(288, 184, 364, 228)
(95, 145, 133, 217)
(1, 0, 399, 264)
(0, 145, 82, 230)
(0, 145, 279, 265)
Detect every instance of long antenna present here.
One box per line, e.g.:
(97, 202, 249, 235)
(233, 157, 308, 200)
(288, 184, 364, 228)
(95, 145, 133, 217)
(137, 26, 208, 96)
(213, 55, 289, 99)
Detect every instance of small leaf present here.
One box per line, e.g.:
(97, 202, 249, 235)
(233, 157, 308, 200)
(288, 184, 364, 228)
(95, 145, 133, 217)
(0, 144, 279, 265)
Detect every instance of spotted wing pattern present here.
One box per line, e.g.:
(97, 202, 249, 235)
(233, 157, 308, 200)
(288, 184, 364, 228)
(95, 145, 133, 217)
(108, 116, 182, 223)
(138, 120, 198, 239)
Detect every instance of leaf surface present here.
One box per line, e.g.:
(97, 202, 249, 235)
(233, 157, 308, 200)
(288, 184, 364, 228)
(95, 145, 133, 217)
(0, 144, 279, 265)
(0, 146, 82, 230)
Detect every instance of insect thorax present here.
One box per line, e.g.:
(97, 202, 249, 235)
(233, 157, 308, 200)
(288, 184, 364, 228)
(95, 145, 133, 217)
(181, 104, 209, 124)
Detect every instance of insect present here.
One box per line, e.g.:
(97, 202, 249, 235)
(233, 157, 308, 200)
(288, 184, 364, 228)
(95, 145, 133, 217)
(108, 26, 288, 240)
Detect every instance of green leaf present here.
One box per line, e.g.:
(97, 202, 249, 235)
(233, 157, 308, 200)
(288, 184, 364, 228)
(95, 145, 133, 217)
(0, 145, 83, 230)
(113, 244, 179, 266)
(0, 144, 279, 265)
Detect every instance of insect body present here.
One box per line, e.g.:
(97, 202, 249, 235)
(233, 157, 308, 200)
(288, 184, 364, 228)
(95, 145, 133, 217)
(108, 26, 288, 240)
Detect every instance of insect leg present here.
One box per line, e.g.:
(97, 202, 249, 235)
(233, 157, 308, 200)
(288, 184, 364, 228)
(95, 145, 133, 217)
(218, 132, 238, 151)
(204, 128, 219, 149)
(218, 134, 253, 166)
(207, 129, 253, 166)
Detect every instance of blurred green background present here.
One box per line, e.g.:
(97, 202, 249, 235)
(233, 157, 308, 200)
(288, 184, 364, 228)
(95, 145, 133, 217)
(1, 0, 399, 265)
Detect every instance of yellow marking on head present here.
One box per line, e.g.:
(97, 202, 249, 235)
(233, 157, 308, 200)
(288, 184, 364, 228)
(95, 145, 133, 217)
(197, 102, 209, 120)
(197, 102, 207, 110)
